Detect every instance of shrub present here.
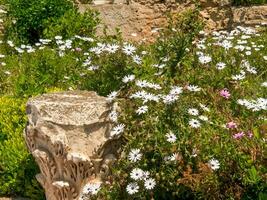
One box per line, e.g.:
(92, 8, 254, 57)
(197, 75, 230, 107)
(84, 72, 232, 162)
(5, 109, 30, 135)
(0, 96, 45, 199)
(1, 47, 84, 97)
(0, 34, 135, 97)
(3, 0, 74, 43)
(92, 27, 267, 199)
(152, 9, 203, 78)
(43, 9, 100, 39)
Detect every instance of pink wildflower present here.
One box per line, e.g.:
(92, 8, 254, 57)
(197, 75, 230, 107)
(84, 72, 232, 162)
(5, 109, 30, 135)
(226, 121, 237, 129)
(220, 89, 231, 99)
(247, 131, 253, 138)
(233, 132, 245, 139)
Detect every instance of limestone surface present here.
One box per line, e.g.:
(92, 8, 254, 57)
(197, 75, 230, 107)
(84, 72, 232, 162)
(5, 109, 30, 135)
(24, 91, 120, 200)
(78, 0, 267, 42)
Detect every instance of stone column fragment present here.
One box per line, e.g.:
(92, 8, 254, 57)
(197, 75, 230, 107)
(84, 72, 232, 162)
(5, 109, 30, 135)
(24, 91, 120, 200)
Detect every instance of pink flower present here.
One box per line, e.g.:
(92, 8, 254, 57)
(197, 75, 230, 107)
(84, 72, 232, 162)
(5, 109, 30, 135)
(220, 89, 231, 99)
(233, 132, 245, 139)
(75, 47, 82, 52)
(226, 121, 237, 129)
(247, 131, 253, 138)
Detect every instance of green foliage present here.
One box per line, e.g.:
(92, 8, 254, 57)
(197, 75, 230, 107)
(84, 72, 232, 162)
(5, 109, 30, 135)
(153, 9, 203, 79)
(97, 26, 267, 200)
(3, 0, 74, 43)
(3, 49, 80, 97)
(0, 96, 44, 199)
(231, 0, 267, 6)
(43, 9, 100, 39)
(0, 3, 266, 200)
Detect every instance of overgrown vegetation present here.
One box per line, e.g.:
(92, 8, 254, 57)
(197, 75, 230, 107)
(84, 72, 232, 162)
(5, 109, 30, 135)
(0, 1, 266, 200)
(1, 0, 99, 44)
(0, 97, 45, 199)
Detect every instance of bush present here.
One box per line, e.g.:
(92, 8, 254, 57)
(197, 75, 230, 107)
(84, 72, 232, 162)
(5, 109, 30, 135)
(3, 0, 74, 43)
(93, 27, 267, 200)
(3, 48, 81, 97)
(0, 34, 135, 98)
(0, 96, 45, 199)
(152, 9, 203, 78)
(43, 9, 100, 39)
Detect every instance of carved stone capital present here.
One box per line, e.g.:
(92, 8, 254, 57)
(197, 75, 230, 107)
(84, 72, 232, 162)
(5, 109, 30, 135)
(24, 91, 120, 200)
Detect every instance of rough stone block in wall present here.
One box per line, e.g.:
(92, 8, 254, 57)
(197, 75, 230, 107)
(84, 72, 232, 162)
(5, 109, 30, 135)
(79, 1, 267, 42)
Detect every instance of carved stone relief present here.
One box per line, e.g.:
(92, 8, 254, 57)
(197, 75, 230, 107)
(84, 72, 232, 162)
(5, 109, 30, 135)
(24, 91, 120, 200)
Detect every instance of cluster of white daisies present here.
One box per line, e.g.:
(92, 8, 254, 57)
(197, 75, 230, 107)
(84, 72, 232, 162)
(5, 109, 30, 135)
(0, 24, 265, 198)
(78, 26, 266, 198)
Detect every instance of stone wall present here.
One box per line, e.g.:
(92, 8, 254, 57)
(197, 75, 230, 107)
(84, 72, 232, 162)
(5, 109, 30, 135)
(78, 0, 267, 42)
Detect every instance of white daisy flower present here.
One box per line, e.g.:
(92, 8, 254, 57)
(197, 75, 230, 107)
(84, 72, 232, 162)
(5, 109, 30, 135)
(153, 64, 166, 69)
(136, 80, 148, 88)
(165, 153, 179, 163)
(216, 62, 226, 70)
(234, 45, 245, 51)
(141, 51, 147, 55)
(136, 80, 161, 90)
(187, 85, 201, 92)
(143, 93, 160, 103)
(107, 91, 118, 102)
(189, 119, 201, 128)
(162, 94, 178, 104)
(246, 66, 257, 74)
(4, 71, 11, 75)
(232, 74, 245, 81)
(166, 131, 177, 143)
(109, 111, 118, 122)
(144, 178, 156, 190)
(106, 44, 119, 53)
(169, 86, 183, 95)
(110, 124, 125, 137)
(122, 74, 135, 83)
(55, 35, 63, 40)
(142, 171, 150, 180)
(7, 40, 14, 47)
(133, 55, 142, 64)
(261, 82, 267, 87)
(136, 105, 148, 115)
(130, 168, 143, 180)
(82, 182, 101, 195)
(199, 115, 209, 121)
(191, 148, 198, 157)
(130, 90, 147, 99)
(123, 44, 136, 55)
(208, 159, 220, 170)
(128, 149, 142, 163)
(126, 182, 139, 195)
(88, 65, 99, 71)
(198, 55, 212, 64)
(188, 108, 199, 116)
(148, 83, 162, 90)
(199, 103, 210, 112)
(220, 40, 232, 50)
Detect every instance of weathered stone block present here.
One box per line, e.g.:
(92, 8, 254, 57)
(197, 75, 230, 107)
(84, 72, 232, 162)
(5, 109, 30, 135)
(24, 91, 120, 200)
